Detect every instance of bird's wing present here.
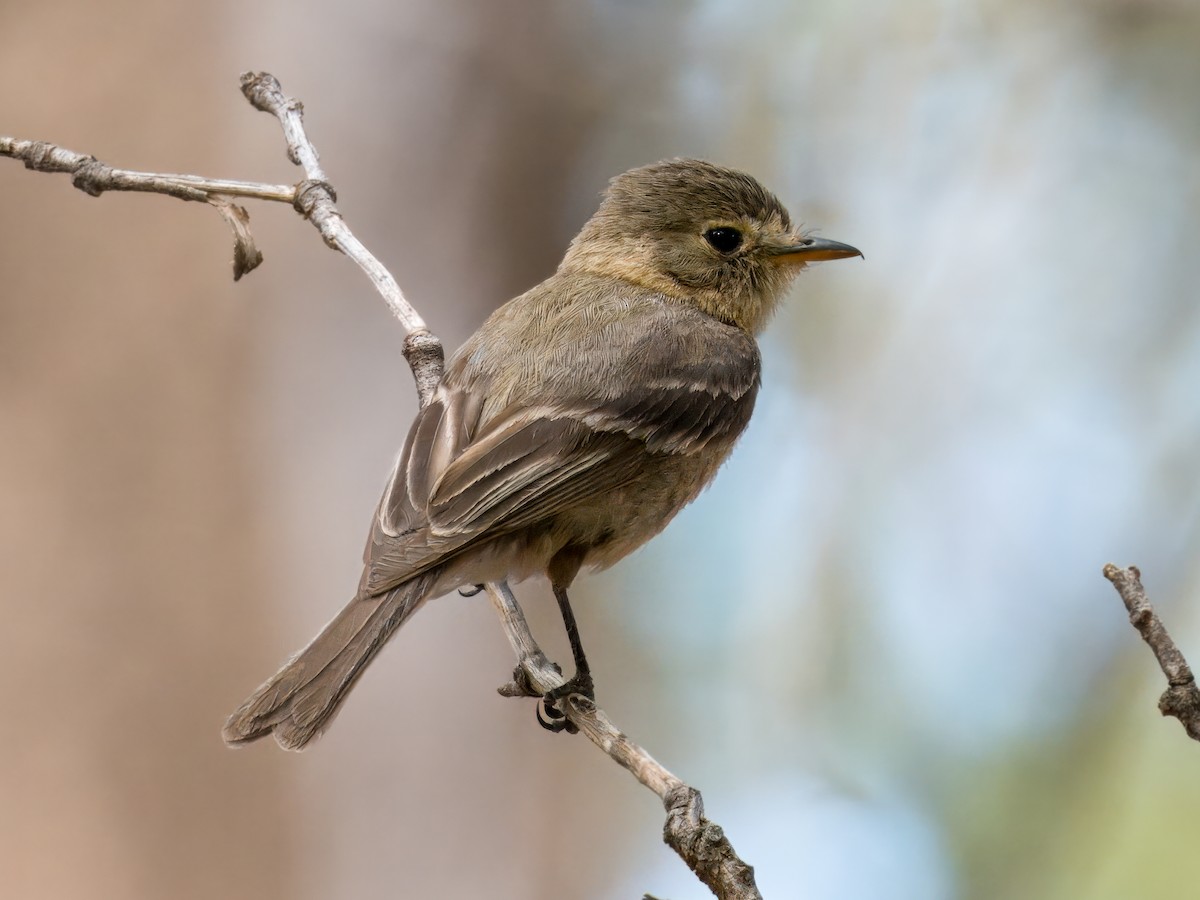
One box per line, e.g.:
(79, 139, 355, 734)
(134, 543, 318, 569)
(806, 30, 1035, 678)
(425, 355, 760, 536)
(360, 303, 760, 594)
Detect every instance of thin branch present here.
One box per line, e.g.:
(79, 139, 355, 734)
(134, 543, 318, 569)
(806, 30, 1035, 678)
(238, 75, 425, 328)
(4, 71, 761, 899)
(237, 71, 440, 400)
(0, 135, 274, 279)
(0, 136, 294, 201)
(486, 582, 762, 900)
(1103, 563, 1200, 742)
(2, 74, 435, 372)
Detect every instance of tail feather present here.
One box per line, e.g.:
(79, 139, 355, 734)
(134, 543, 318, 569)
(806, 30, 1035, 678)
(223, 570, 439, 751)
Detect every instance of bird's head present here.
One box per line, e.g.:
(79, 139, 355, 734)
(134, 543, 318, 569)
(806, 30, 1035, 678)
(561, 158, 861, 333)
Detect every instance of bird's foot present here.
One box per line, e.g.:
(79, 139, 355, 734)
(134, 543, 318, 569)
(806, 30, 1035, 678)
(537, 670, 595, 734)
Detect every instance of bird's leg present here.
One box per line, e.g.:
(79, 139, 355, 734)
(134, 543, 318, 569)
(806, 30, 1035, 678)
(539, 583, 595, 733)
(549, 583, 595, 700)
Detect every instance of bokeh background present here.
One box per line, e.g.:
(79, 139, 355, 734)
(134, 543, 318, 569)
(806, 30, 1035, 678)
(3, 1, 1199, 897)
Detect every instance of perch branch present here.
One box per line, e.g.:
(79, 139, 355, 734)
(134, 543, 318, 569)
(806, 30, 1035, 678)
(3, 71, 761, 899)
(1103, 564, 1200, 742)
(487, 582, 761, 900)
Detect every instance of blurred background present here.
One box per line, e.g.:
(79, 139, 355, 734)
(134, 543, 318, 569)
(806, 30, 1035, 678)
(3, 0, 1199, 897)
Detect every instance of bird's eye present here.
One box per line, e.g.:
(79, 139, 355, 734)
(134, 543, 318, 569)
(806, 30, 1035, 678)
(703, 227, 743, 254)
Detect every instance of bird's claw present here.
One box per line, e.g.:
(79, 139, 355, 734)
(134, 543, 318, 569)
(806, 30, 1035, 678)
(537, 700, 576, 733)
(537, 671, 594, 734)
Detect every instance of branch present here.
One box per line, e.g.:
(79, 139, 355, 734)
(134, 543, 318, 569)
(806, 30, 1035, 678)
(1, 72, 442, 401)
(487, 582, 762, 900)
(0, 136, 294, 202)
(0, 135, 272, 280)
(5, 71, 761, 899)
(1103, 564, 1200, 741)
(237, 74, 428, 337)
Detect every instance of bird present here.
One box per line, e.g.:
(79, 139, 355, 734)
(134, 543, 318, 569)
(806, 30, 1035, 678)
(223, 158, 861, 750)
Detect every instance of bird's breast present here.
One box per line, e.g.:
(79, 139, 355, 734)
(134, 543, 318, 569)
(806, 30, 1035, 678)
(546, 446, 733, 572)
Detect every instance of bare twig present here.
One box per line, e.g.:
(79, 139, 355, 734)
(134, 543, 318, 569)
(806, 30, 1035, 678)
(1103, 563, 1200, 742)
(237, 71, 440, 400)
(4, 71, 762, 899)
(237, 73, 423, 333)
(0, 135, 274, 279)
(0, 136, 294, 201)
(2, 74, 433, 357)
(486, 582, 762, 900)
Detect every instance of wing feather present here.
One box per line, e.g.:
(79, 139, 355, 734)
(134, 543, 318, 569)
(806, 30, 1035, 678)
(360, 295, 761, 596)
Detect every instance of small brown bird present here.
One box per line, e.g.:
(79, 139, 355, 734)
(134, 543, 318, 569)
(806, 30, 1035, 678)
(223, 159, 860, 750)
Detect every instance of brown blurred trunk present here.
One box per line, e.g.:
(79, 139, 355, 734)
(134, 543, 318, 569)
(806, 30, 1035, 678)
(0, 4, 292, 899)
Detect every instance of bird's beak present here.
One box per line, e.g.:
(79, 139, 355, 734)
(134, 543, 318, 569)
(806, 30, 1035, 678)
(767, 236, 863, 263)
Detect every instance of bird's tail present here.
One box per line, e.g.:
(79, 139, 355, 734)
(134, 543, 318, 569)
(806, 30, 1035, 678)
(222, 570, 440, 751)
